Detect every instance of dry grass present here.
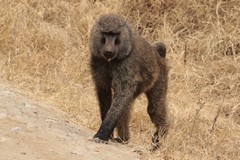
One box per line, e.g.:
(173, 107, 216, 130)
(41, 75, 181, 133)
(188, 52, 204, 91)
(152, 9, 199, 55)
(0, 0, 240, 159)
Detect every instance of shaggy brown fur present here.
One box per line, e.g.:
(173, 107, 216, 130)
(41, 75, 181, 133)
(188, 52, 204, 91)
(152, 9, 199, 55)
(90, 14, 168, 150)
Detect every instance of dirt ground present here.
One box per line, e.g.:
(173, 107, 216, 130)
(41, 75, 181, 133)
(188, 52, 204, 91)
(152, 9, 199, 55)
(0, 83, 139, 160)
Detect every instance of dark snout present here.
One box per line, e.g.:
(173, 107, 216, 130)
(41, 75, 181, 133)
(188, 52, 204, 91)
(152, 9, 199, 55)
(104, 51, 115, 60)
(103, 45, 116, 61)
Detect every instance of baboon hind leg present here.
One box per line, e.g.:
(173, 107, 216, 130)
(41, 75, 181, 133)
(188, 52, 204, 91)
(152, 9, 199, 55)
(146, 80, 168, 151)
(115, 109, 131, 143)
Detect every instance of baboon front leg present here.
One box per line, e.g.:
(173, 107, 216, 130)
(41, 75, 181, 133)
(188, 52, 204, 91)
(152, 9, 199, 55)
(93, 84, 135, 143)
(91, 57, 114, 138)
(115, 109, 131, 143)
(96, 86, 112, 121)
(95, 85, 114, 139)
(146, 81, 168, 151)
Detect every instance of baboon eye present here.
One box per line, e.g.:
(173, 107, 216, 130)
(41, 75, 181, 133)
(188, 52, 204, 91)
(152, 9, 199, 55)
(101, 37, 106, 44)
(115, 37, 120, 45)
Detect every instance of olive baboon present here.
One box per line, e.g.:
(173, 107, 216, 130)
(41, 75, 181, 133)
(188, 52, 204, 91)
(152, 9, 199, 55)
(90, 14, 168, 150)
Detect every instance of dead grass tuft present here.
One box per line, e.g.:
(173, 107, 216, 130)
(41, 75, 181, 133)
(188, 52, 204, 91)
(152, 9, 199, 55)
(0, 0, 239, 159)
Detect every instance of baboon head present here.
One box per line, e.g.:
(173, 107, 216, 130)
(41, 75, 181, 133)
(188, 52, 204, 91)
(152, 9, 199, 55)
(90, 14, 133, 61)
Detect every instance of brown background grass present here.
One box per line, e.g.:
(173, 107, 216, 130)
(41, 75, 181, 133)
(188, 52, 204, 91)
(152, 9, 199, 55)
(0, 0, 239, 159)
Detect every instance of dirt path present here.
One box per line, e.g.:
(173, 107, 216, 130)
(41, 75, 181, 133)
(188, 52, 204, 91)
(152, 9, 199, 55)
(0, 83, 139, 160)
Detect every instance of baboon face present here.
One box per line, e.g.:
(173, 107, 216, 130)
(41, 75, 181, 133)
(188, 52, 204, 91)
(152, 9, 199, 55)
(99, 32, 120, 61)
(90, 14, 133, 61)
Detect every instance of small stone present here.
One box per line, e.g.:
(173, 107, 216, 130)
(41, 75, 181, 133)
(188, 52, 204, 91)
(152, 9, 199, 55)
(0, 112, 7, 119)
(11, 126, 22, 132)
(0, 137, 9, 143)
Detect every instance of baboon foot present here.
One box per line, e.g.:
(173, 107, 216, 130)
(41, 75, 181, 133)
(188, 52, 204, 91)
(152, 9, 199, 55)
(149, 133, 162, 152)
(110, 137, 129, 144)
(150, 143, 160, 152)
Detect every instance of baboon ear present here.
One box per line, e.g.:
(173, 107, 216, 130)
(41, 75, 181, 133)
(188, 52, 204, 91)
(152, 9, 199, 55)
(90, 26, 102, 57)
(116, 26, 132, 60)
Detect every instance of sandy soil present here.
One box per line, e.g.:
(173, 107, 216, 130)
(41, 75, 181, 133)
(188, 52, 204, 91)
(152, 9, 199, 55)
(0, 83, 139, 160)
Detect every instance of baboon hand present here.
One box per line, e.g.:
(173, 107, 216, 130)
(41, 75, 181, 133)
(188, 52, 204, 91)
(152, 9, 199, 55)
(89, 137, 109, 144)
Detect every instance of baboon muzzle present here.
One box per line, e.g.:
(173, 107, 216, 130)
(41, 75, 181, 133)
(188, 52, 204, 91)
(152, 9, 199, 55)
(104, 51, 115, 60)
(103, 43, 116, 61)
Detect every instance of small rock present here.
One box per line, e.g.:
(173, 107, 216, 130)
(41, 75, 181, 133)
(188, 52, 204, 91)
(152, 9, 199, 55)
(11, 126, 22, 132)
(46, 118, 57, 123)
(0, 137, 9, 143)
(0, 112, 7, 119)
(23, 102, 36, 109)
(21, 152, 27, 155)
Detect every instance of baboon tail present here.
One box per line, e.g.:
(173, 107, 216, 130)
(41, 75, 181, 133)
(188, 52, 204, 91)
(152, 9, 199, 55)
(153, 42, 166, 58)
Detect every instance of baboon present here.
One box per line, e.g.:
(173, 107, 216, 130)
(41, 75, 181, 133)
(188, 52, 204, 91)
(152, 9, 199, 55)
(89, 14, 168, 150)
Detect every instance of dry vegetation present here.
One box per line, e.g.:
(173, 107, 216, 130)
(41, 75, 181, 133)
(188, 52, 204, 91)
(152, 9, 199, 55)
(0, 0, 240, 159)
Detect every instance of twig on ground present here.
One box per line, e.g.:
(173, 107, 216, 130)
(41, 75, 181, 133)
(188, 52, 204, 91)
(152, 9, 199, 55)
(210, 95, 225, 133)
(190, 99, 205, 137)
